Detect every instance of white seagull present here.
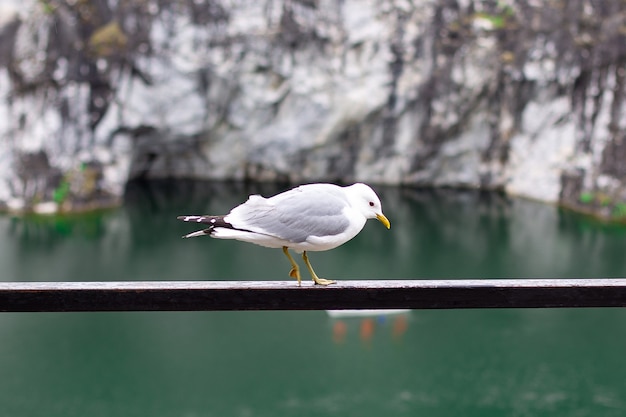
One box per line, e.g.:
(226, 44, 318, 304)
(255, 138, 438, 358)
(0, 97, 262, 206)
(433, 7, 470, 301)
(178, 183, 390, 285)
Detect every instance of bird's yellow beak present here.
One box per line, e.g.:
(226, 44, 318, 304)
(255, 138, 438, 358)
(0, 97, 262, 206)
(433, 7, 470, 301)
(376, 213, 391, 229)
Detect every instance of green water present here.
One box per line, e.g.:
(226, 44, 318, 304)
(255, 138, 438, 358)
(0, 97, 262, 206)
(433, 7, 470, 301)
(2, 181, 626, 416)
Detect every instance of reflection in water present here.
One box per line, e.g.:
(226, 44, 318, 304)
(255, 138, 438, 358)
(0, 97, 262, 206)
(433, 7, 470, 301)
(328, 310, 411, 344)
(1, 181, 626, 417)
(329, 312, 410, 345)
(332, 320, 347, 344)
(392, 314, 409, 340)
(360, 318, 375, 342)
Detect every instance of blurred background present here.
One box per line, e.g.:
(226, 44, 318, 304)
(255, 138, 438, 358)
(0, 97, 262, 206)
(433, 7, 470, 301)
(1, 0, 626, 416)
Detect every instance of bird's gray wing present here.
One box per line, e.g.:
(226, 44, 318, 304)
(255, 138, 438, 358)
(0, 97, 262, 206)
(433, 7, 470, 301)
(226, 188, 350, 243)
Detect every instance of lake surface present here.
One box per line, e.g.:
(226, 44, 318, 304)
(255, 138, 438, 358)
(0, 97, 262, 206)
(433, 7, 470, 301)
(1, 180, 626, 416)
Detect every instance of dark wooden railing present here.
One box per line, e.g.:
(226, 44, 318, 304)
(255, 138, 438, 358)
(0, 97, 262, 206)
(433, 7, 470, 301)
(1, 279, 626, 312)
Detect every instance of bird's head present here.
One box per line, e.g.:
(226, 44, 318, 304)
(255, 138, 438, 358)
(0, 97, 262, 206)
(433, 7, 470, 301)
(346, 183, 390, 229)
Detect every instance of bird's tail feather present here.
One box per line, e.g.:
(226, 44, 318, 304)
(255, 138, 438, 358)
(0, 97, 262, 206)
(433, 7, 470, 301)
(178, 215, 218, 223)
(178, 215, 236, 238)
(182, 229, 212, 238)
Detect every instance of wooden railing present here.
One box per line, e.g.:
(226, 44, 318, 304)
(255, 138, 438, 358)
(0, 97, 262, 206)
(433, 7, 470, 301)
(1, 279, 625, 312)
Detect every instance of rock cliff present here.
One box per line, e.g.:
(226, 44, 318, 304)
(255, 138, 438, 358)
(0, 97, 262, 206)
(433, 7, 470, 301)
(0, 0, 625, 218)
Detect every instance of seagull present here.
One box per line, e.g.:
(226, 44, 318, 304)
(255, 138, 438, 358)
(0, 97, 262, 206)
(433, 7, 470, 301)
(177, 183, 390, 285)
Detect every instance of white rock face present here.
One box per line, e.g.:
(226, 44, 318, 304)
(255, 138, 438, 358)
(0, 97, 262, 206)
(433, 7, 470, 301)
(0, 0, 625, 213)
(506, 97, 577, 202)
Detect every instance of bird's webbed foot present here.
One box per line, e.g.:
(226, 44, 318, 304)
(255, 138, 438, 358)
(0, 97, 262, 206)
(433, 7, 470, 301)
(302, 251, 336, 286)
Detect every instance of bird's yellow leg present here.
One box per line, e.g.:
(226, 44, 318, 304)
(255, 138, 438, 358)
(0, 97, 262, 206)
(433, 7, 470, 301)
(282, 246, 301, 286)
(302, 251, 336, 286)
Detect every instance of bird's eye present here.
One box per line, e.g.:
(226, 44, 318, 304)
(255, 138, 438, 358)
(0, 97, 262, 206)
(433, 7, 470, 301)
(369, 201, 375, 207)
